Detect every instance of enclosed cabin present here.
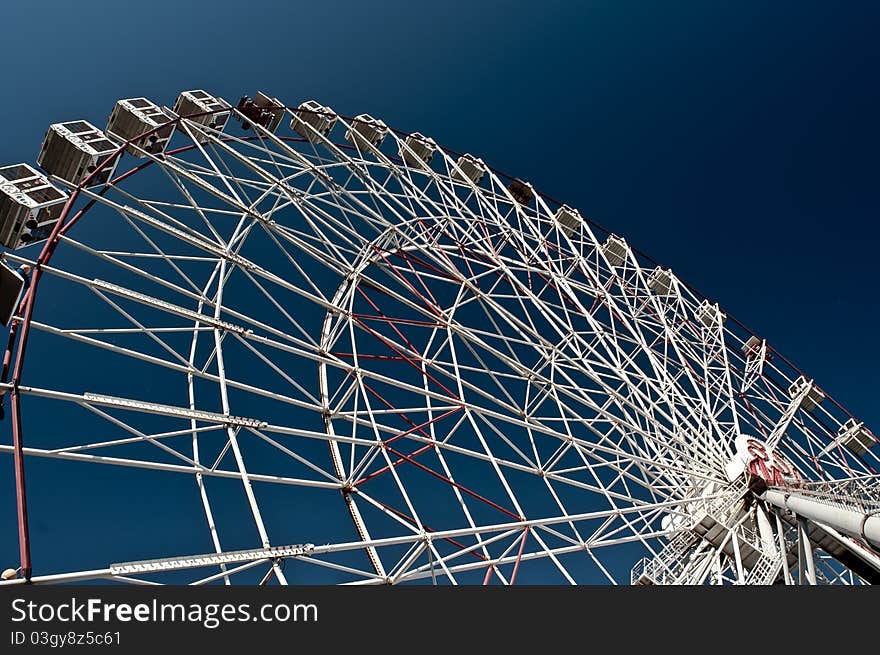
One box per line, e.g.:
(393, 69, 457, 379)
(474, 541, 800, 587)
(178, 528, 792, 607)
(452, 154, 486, 185)
(172, 90, 231, 143)
(742, 335, 763, 358)
(601, 234, 629, 267)
(37, 121, 119, 187)
(234, 92, 284, 133)
(0, 260, 26, 326)
(399, 132, 436, 168)
(647, 267, 675, 296)
(107, 98, 174, 157)
(345, 114, 389, 151)
(788, 375, 825, 412)
(507, 178, 535, 206)
(836, 418, 875, 457)
(695, 299, 724, 328)
(554, 205, 583, 238)
(0, 164, 69, 250)
(291, 100, 337, 143)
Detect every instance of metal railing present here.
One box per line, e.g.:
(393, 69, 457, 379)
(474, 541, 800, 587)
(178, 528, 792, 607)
(630, 529, 698, 585)
(684, 476, 750, 524)
(770, 475, 880, 514)
(744, 552, 783, 586)
(630, 477, 755, 585)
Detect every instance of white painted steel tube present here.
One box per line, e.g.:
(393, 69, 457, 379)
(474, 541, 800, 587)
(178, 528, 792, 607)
(763, 489, 880, 550)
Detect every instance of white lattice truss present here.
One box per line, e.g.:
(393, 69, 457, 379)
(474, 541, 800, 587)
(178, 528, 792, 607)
(1, 104, 878, 586)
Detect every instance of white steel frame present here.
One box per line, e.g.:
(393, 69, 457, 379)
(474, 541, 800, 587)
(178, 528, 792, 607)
(1, 100, 878, 586)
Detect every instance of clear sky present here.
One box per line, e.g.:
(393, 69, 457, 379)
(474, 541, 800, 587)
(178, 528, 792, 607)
(1, 1, 878, 583)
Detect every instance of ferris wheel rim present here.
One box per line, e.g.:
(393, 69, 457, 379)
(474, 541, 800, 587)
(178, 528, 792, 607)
(0, 98, 874, 585)
(7, 103, 850, 416)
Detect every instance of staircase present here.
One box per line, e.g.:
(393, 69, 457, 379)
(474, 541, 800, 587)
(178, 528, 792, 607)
(632, 478, 755, 585)
(744, 552, 784, 585)
(631, 529, 700, 585)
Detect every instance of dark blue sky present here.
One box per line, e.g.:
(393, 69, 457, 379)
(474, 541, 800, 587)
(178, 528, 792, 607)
(1, 1, 878, 582)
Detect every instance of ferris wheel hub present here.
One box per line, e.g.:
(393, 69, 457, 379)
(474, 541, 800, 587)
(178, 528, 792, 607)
(725, 435, 802, 486)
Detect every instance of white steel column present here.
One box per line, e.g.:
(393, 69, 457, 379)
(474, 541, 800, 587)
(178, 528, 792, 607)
(796, 516, 817, 585)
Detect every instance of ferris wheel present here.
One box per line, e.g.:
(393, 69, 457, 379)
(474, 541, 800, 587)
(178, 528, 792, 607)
(0, 89, 877, 586)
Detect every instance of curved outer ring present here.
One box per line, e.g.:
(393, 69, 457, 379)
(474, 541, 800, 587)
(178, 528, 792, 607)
(2, 102, 866, 581)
